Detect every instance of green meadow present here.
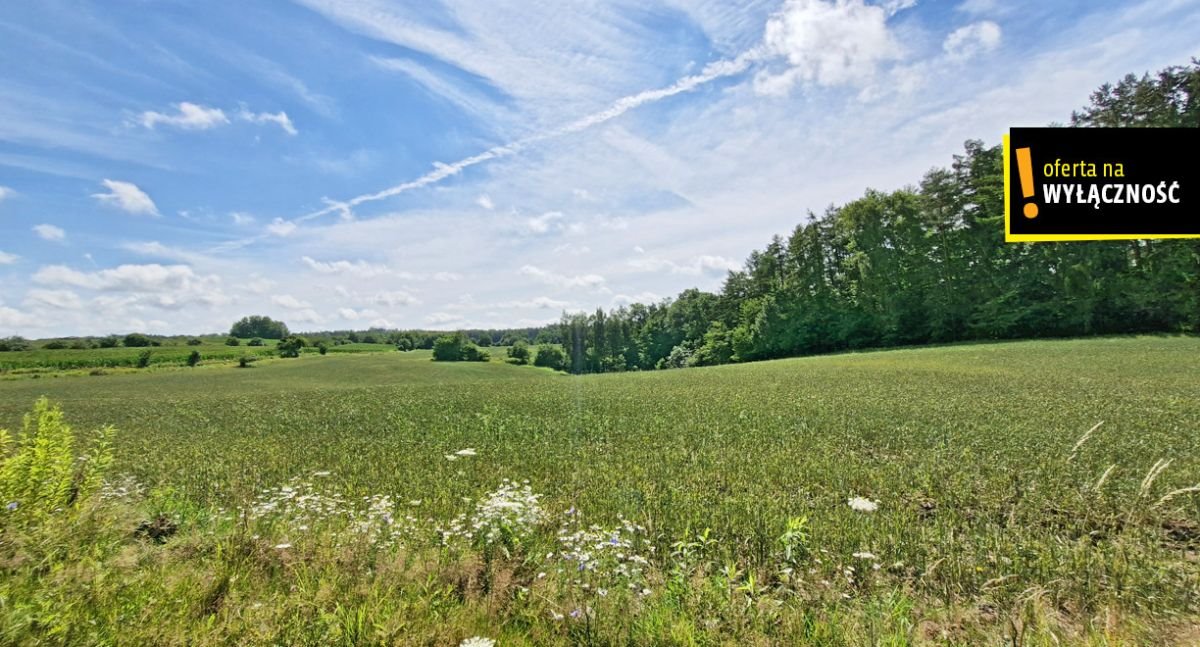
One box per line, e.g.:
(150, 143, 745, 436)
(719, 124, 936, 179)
(0, 336, 1197, 645)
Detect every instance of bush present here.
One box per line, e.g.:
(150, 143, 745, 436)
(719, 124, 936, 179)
(0, 336, 31, 352)
(225, 337, 240, 346)
(476, 335, 492, 347)
(123, 333, 153, 348)
(97, 335, 120, 349)
(187, 338, 203, 346)
(277, 336, 307, 358)
(0, 398, 114, 522)
(395, 338, 413, 352)
(462, 345, 490, 362)
(136, 349, 153, 368)
(533, 345, 567, 371)
(230, 315, 289, 340)
(42, 340, 68, 350)
(316, 342, 328, 355)
(248, 338, 265, 347)
(237, 355, 256, 369)
(507, 340, 531, 365)
(186, 350, 201, 367)
(433, 333, 489, 362)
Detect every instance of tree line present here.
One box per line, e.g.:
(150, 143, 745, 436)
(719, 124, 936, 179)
(553, 62, 1200, 374)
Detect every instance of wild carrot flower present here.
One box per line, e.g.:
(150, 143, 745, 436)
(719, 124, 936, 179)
(847, 496, 878, 513)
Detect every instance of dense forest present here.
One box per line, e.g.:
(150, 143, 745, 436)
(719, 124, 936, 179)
(554, 61, 1200, 373)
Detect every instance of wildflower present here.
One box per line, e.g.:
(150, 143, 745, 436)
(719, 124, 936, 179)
(5, 501, 17, 512)
(274, 543, 292, 550)
(549, 611, 565, 621)
(454, 448, 478, 457)
(445, 454, 458, 461)
(847, 496, 879, 513)
(852, 551, 877, 560)
(312, 471, 332, 477)
(459, 637, 495, 647)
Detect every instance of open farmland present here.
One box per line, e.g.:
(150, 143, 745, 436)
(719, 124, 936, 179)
(0, 337, 1198, 645)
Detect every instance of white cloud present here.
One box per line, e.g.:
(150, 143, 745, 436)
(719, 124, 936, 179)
(476, 194, 495, 210)
(338, 307, 361, 320)
(943, 21, 1002, 61)
(301, 256, 391, 277)
(0, 251, 18, 264)
(755, 0, 901, 94)
(426, 312, 463, 325)
(33, 224, 65, 241)
(92, 179, 160, 216)
(0, 186, 13, 202)
(880, 0, 917, 15)
(519, 264, 605, 289)
(271, 294, 312, 309)
(0, 306, 36, 328)
(239, 108, 298, 135)
(267, 218, 297, 237)
(526, 211, 565, 234)
(628, 255, 741, 276)
(33, 263, 220, 295)
(497, 296, 570, 310)
(372, 290, 419, 307)
(231, 211, 256, 226)
(25, 288, 83, 310)
(138, 102, 229, 130)
(612, 291, 663, 306)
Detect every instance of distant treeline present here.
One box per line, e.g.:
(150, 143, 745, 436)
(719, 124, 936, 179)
(552, 61, 1200, 374)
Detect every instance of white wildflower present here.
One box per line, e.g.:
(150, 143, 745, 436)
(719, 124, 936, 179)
(852, 551, 878, 560)
(459, 637, 495, 647)
(847, 496, 879, 513)
(274, 543, 292, 550)
(312, 471, 332, 477)
(454, 448, 478, 457)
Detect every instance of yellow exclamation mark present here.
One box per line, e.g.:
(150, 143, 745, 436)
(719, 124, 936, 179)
(1015, 147, 1038, 219)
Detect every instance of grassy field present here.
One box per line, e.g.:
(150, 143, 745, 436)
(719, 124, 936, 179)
(0, 337, 1197, 645)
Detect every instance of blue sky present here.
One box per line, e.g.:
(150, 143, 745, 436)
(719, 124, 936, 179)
(1, 0, 1197, 337)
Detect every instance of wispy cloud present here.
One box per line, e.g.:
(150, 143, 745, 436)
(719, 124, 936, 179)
(138, 102, 229, 130)
(0, 251, 19, 265)
(238, 107, 298, 135)
(305, 52, 759, 221)
(0, 186, 14, 202)
(943, 21, 1002, 61)
(92, 179, 160, 216)
(33, 224, 66, 241)
(519, 264, 605, 289)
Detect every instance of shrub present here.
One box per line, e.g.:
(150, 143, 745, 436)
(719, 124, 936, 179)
(462, 345, 490, 362)
(476, 335, 492, 347)
(433, 333, 468, 361)
(0, 336, 31, 352)
(225, 337, 240, 346)
(97, 335, 120, 349)
(277, 336, 307, 358)
(0, 398, 114, 522)
(43, 340, 69, 350)
(533, 345, 567, 370)
(136, 349, 153, 368)
(237, 355, 256, 369)
(123, 333, 153, 348)
(507, 340, 531, 365)
(248, 338, 265, 347)
(186, 350, 201, 367)
(395, 338, 413, 352)
(433, 333, 489, 362)
(316, 342, 328, 356)
(187, 338, 203, 346)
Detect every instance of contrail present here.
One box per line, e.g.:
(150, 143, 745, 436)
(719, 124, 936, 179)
(300, 49, 762, 223)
